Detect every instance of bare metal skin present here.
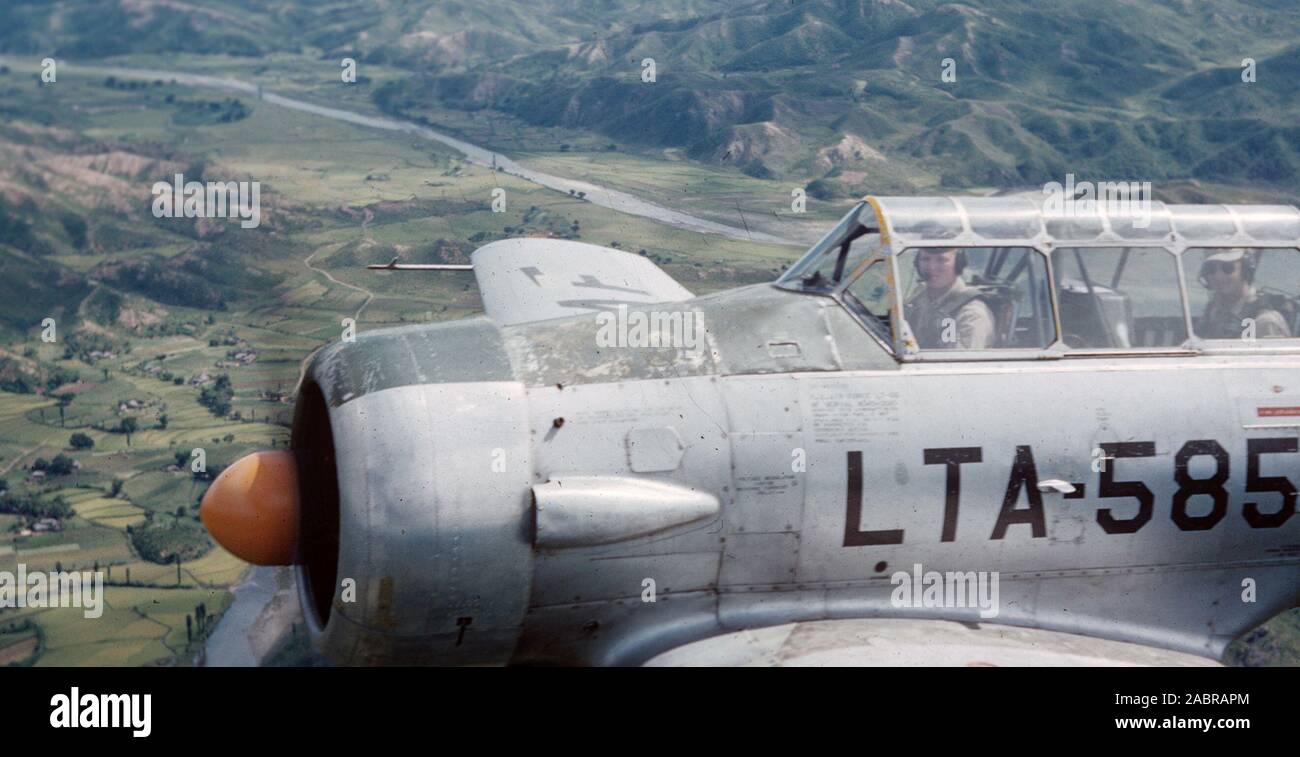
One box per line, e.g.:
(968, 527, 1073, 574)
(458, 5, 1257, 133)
(217, 199, 1300, 666)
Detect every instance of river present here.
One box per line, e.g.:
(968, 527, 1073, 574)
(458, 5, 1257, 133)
(202, 565, 280, 666)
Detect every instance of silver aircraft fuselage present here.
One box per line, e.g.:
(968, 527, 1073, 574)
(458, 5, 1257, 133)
(291, 282, 1299, 665)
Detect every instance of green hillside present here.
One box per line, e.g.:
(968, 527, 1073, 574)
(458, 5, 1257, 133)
(4, 1, 1298, 197)
(0, 0, 1295, 667)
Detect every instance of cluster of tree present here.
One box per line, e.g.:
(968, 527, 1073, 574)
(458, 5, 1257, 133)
(172, 97, 251, 126)
(84, 416, 140, 445)
(0, 491, 73, 519)
(127, 517, 212, 564)
(148, 371, 185, 387)
(101, 76, 160, 91)
(69, 432, 94, 450)
(31, 454, 76, 476)
(805, 177, 851, 201)
(0, 364, 78, 396)
(62, 331, 116, 364)
(198, 374, 233, 417)
(134, 320, 199, 339)
(43, 366, 79, 394)
(0, 375, 35, 394)
(112, 417, 138, 436)
(84, 413, 129, 434)
(172, 450, 224, 481)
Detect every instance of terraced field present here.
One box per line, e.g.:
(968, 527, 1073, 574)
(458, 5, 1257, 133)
(0, 26, 1294, 666)
(0, 54, 798, 666)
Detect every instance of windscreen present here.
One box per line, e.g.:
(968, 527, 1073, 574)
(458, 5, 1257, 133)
(776, 202, 879, 293)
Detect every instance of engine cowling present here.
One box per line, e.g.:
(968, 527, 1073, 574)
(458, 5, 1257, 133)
(204, 317, 536, 665)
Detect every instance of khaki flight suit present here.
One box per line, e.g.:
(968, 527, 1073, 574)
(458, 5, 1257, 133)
(1201, 288, 1290, 340)
(904, 278, 997, 349)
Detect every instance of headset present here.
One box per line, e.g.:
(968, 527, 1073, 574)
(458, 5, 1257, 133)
(914, 248, 968, 281)
(1197, 251, 1256, 289)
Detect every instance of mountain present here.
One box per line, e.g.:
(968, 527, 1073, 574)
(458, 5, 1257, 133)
(0, 112, 286, 340)
(371, 0, 1300, 194)
(4, 1, 1298, 196)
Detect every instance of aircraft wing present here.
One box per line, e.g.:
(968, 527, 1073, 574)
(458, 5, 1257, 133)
(471, 238, 694, 326)
(644, 619, 1222, 667)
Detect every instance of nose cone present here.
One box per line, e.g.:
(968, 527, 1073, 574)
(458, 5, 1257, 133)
(200, 450, 300, 566)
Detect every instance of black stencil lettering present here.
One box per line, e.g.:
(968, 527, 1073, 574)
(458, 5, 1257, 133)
(1172, 440, 1229, 531)
(923, 447, 982, 542)
(1096, 441, 1156, 534)
(991, 445, 1046, 540)
(1244, 437, 1297, 529)
(844, 450, 904, 547)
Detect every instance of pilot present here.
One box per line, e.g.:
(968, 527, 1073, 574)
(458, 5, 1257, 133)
(1198, 248, 1290, 340)
(904, 247, 997, 349)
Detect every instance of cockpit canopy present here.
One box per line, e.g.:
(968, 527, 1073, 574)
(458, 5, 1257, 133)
(777, 195, 1300, 359)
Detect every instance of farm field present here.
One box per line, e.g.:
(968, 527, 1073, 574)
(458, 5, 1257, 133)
(0, 54, 796, 665)
(0, 42, 1294, 667)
